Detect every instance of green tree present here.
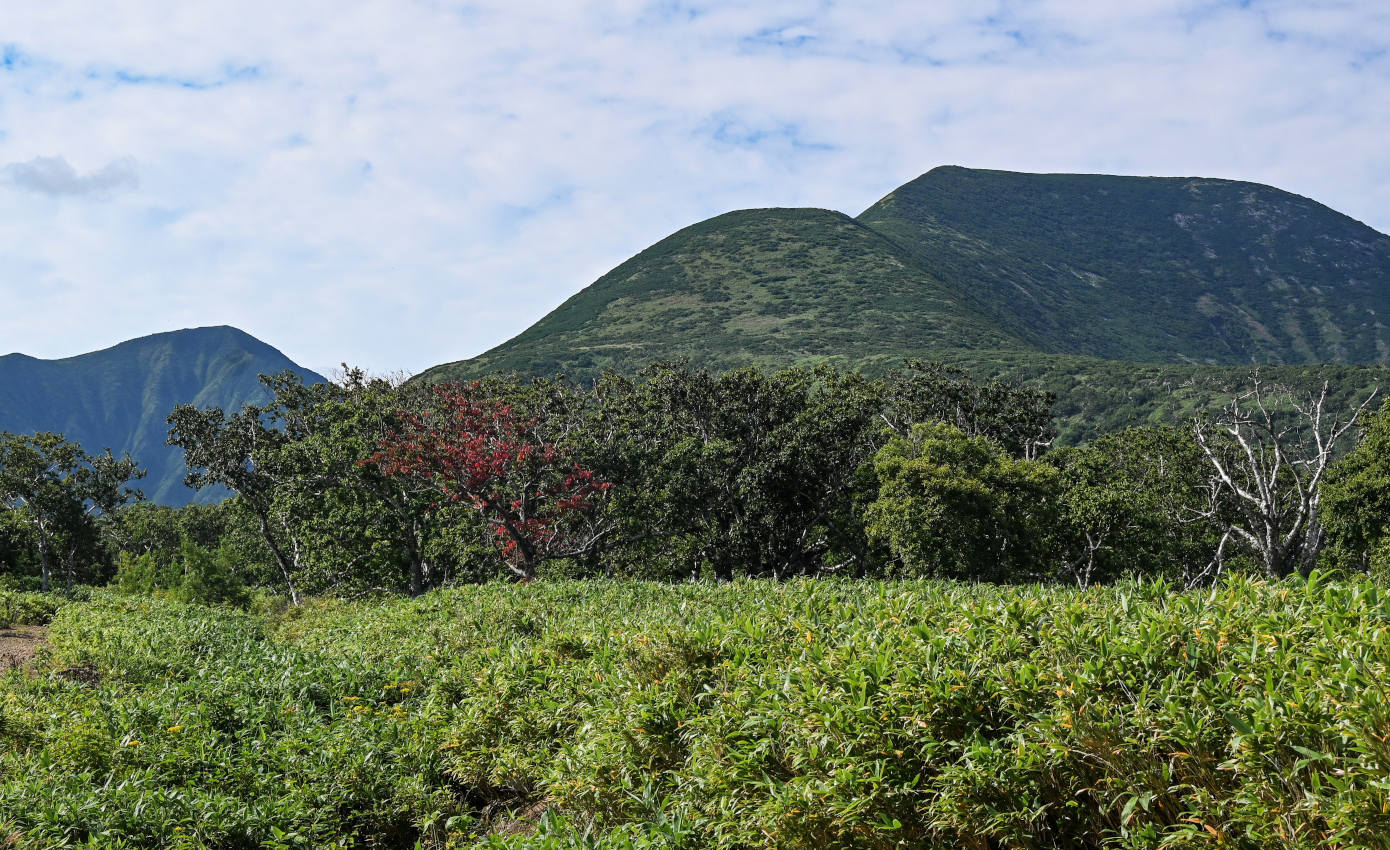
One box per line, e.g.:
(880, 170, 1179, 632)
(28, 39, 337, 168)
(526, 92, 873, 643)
(1322, 398, 1390, 576)
(167, 388, 305, 602)
(865, 422, 1059, 582)
(169, 369, 477, 600)
(576, 363, 886, 580)
(1049, 427, 1213, 586)
(881, 361, 1056, 459)
(0, 431, 144, 591)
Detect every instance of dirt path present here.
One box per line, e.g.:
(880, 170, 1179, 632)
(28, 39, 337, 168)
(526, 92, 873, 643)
(0, 626, 46, 672)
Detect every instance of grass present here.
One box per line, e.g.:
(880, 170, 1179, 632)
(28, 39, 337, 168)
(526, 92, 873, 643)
(2, 577, 1389, 847)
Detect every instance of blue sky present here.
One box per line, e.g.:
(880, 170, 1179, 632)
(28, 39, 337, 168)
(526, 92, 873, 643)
(1, 0, 1388, 375)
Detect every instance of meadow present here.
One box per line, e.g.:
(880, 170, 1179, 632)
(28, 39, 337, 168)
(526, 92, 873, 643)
(2, 577, 1389, 848)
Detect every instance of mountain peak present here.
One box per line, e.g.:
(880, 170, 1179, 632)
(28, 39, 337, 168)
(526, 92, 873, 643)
(421, 167, 1390, 386)
(0, 327, 326, 505)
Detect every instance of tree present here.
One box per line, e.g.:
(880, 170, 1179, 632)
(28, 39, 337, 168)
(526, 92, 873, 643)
(584, 363, 886, 580)
(368, 382, 610, 581)
(1322, 398, 1390, 576)
(1048, 427, 1212, 587)
(881, 361, 1056, 459)
(167, 392, 305, 603)
(264, 368, 467, 596)
(1190, 375, 1377, 581)
(169, 368, 473, 600)
(864, 422, 1059, 582)
(0, 431, 143, 592)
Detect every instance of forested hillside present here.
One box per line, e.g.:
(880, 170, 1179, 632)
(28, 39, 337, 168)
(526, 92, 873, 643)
(0, 327, 326, 504)
(419, 167, 1390, 443)
(859, 166, 1390, 364)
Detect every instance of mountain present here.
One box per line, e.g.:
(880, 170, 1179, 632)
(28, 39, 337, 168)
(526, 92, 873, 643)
(0, 326, 326, 505)
(417, 167, 1390, 440)
(858, 167, 1390, 365)
(422, 167, 1390, 387)
(447, 207, 1025, 377)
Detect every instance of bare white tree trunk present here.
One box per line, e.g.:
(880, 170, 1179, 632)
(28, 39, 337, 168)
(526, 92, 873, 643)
(1191, 376, 1376, 580)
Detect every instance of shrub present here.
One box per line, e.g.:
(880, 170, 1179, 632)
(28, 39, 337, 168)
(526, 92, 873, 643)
(0, 590, 61, 628)
(113, 542, 249, 608)
(172, 542, 249, 608)
(4, 578, 1390, 847)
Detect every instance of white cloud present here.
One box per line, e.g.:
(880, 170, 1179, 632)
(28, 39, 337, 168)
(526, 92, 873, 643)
(0, 0, 1386, 374)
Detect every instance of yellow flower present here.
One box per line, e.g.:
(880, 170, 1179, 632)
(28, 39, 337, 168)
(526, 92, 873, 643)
(167, 725, 185, 733)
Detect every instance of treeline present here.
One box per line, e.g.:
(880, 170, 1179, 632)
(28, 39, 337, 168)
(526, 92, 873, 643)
(2, 362, 1388, 601)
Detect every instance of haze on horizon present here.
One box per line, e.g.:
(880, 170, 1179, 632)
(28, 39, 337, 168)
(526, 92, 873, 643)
(2, 0, 1387, 376)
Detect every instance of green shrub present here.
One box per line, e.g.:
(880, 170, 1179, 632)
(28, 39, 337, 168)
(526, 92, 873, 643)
(0, 590, 62, 628)
(112, 550, 181, 596)
(172, 542, 249, 608)
(4, 578, 1390, 847)
(113, 542, 249, 609)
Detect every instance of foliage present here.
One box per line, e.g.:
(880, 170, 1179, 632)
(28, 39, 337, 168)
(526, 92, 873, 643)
(0, 507, 37, 583)
(369, 382, 610, 581)
(112, 551, 182, 597)
(1323, 398, 1390, 578)
(168, 369, 492, 601)
(113, 541, 249, 608)
(952, 354, 1390, 448)
(576, 363, 886, 580)
(173, 541, 250, 608)
(5, 578, 1390, 847)
(0, 588, 63, 627)
(1047, 426, 1216, 587)
(864, 423, 1059, 581)
(0, 431, 144, 591)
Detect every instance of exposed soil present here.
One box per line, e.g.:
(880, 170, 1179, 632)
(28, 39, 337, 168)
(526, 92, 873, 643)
(486, 800, 550, 838)
(0, 625, 46, 672)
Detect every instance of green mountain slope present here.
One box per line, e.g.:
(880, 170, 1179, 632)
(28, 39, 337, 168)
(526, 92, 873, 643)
(441, 207, 1025, 378)
(858, 166, 1390, 365)
(0, 326, 326, 505)
(419, 167, 1390, 440)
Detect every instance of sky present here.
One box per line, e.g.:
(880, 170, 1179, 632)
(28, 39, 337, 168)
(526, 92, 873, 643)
(1, 1, 1388, 376)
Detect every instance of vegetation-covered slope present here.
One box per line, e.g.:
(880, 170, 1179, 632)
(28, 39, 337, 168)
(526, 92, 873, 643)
(944, 351, 1390, 445)
(6, 578, 1390, 847)
(420, 167, 1390, 439)
(435, 207, 1024, 378)
(0, 326, 325, 505)
(859, 166, 1390, 365)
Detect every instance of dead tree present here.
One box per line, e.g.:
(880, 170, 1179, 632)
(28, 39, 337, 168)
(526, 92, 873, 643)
(1190, 376, 1376, 581)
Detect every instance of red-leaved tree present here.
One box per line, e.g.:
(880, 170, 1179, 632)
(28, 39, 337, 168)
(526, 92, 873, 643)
(366, 382, 610, 580)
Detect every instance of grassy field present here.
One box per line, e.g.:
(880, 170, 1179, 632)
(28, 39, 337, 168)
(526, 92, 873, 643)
(2, 578, 1389, 848)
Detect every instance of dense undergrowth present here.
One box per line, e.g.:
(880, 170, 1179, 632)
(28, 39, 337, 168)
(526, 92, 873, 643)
(2, 578, 1389, 848)
(0, 590, 64, 628)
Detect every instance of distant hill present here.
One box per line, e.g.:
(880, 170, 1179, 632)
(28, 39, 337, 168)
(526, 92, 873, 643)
(445, 207, 1025, 377)
(423, 167, 1390, 385)
(0, 326, 326, 505)
(418, 167, 1390, 439)
(858, 167, 1390, 365)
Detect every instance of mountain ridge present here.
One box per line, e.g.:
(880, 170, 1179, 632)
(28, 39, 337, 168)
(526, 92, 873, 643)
(417, 166, 1390, 441)
(0, 326, 326, 505)
(420, 166, 1390, 381)
(855, 166, 1390, 364)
